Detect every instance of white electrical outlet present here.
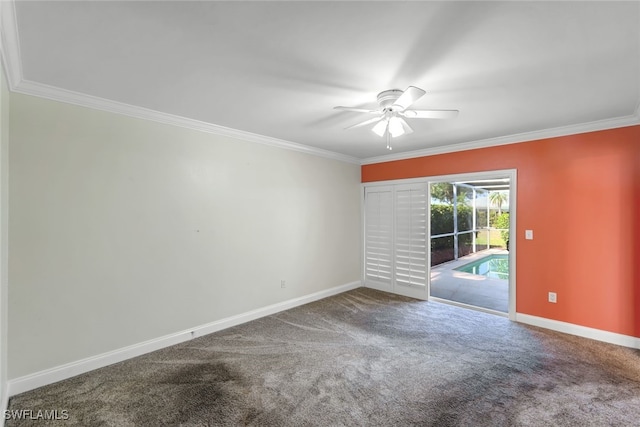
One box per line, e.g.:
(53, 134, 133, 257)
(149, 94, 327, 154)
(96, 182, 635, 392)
(548, 292, 557, 303)
(525, 230, 534, 240)
(281, 280, 286, 288)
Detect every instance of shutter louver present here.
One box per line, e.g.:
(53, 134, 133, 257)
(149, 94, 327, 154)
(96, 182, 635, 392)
(364, 187, 393, 286)
(394, 185, 428, 288)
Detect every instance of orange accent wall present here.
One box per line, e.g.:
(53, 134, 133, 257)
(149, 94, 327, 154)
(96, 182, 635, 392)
(362, 125, 640, 338)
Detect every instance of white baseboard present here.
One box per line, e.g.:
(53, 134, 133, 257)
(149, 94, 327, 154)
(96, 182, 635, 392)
(515, 313, 640, 349)
(7, 281, 361, 397)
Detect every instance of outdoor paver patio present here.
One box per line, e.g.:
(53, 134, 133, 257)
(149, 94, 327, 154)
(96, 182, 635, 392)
(430, 248, 509, 313)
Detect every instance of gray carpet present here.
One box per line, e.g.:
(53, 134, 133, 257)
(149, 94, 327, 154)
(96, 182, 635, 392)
(7, 288, 640, 426)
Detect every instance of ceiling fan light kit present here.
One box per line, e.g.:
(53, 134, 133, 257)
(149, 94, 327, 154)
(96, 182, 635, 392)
(334, 86, 459, 150)
(372, 120, 388, 137)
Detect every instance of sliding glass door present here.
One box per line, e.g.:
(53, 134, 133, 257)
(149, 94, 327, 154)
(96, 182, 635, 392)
(362, 171, 515, 317)
(429, 179, 510, 313)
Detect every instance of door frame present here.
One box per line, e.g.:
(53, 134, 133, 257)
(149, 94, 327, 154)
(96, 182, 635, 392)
(361, 169, 517, 320)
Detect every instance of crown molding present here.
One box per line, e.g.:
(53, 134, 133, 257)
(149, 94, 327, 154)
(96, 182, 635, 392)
(0, 0, 22, 89)
(11, 74, 639, 168)
(361, 112, 640, 165)
(13, 80, 361, 164)
(10, 73, 640, 169)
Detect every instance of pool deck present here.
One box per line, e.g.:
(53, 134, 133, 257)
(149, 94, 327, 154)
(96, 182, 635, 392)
(430, 248, 509, 313)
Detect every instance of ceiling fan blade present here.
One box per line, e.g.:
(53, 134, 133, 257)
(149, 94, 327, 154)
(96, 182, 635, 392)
(344, 116, 383, 130)
(334, 106, 379, 114)
(402, 109, 459, 119)
(392, 86, 426, 111)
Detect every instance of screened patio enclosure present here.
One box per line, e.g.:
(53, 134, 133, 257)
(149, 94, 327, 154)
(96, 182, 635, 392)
(430, 179, 510, 266)
(429, 178, 510, 313)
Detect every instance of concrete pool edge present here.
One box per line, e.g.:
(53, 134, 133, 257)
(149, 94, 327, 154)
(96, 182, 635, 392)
(430, 248, 509, 313)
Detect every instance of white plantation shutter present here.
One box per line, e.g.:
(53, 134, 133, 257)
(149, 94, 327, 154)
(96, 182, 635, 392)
(394, 184, 428, 288)
(364, 183, 428, 299)
(364, 186, 393, 287)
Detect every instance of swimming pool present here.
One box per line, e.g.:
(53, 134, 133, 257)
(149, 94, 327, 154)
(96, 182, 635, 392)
(454, 254, 509, 280)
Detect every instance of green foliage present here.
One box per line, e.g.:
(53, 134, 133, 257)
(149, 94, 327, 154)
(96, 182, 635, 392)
(489, 191, 508, 214)
(474, 231, 505, 247)
(430, 204, 473, 250)
(476, 209, 488, 228)
(431, 204, 454, 236)
(493, 213, 510, 244)
(431, 183, 471, 205)
(430, 183, 454, 204)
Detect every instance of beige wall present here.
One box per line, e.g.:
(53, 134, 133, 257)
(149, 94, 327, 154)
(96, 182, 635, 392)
(1, 60, 10, 402)
(8, 93, 361, 378)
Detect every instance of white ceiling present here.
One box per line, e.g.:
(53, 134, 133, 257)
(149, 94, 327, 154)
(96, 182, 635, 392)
(4, 1, 640, 162)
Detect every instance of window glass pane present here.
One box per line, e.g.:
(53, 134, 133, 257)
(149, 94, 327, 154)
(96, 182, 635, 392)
(476, 191, 488, 228)
(457, 231, 474, 258)
(430, 236, 454, 266)
(489, 190, 509, 226)
(489, 228, 508, 249)
(457, 205, 472, 231)
(430, 183, 454, 235)
(474, 229, 490, 250)
(456, 185, 473, 232)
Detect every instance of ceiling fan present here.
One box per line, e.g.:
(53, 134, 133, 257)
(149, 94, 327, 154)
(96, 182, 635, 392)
(334, 86, 459, 150)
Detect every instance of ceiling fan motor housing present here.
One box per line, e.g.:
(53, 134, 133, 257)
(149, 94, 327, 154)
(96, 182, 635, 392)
(377, 89, 403, 110)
